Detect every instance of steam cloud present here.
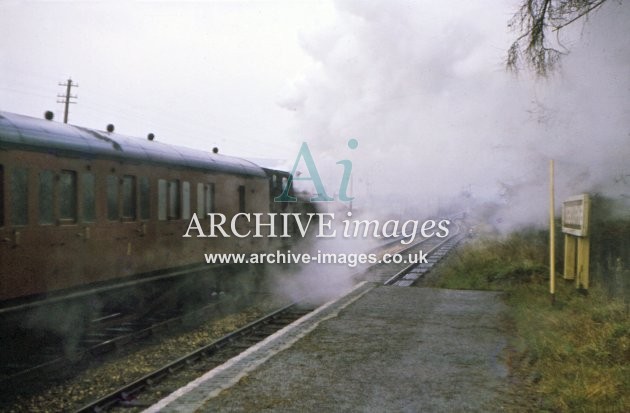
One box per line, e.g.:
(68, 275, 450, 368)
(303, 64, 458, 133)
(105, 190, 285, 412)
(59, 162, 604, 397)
(280, 0, 630, 231)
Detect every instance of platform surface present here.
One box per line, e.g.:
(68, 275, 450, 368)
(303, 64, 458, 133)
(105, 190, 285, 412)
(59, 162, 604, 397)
(146, 285, 511, 413)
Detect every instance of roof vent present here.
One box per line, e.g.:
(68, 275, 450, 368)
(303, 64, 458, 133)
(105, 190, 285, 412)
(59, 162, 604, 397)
(44, 111, 54, 121)
(212, 147, 219, 154)
(147, 133, 155, 141)
(106, 124, 115, 133)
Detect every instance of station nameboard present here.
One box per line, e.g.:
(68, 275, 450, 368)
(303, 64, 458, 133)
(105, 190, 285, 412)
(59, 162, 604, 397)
(562, 194, 590, 237)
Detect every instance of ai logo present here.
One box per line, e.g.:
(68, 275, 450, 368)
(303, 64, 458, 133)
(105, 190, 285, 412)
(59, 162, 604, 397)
(275, 139, 358, 203)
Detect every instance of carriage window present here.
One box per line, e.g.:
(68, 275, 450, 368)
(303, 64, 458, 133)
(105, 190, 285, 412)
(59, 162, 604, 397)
(11, 167, 28, 226)
(196, 183, 204, 216)
(196, 183, 215, 216)
(38, 170, 54, 224)
(59, 170, 78, 223)
(272, 174, 277, 189)
(182, 181, 190, 220)
(158, 179, 167, 221)
(168, 179, 180, 219)
(122, 175, 136, 220)
(82, 173, 95, 222)
(0, 165, 4, 226)
(238, 185, 246, 213)
(139, 177, 150, 220)
(107, 175, 118, 220)
(206, 183, 215, 214)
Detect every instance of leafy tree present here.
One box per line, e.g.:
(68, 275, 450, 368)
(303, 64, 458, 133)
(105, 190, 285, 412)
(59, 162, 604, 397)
(507, 0, 613, 75)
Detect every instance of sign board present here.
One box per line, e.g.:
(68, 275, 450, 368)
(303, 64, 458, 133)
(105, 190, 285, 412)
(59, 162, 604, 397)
(562, 194, 590, 237)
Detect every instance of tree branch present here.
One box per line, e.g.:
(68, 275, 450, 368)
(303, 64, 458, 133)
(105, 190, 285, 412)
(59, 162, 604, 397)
(506, 0, 613, 76)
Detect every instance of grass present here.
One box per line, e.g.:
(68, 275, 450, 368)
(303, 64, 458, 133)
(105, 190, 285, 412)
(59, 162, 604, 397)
(430, 231, 630, 412)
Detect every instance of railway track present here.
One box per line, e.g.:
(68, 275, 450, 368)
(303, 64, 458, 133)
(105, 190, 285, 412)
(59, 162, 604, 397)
(0, 261, 262, 389)
(1, 223, 464, 411)
(384, 234, 464, 286)
(0, 292, 226, 385)
(2, 226, 459, 385)
(359, 223, 463, 285)
(73, 303, 316, 412)
(69, 228, 464, 412)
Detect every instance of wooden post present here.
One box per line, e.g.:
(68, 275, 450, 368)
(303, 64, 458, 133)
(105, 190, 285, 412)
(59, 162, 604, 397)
(577, 237, 590, 290)
(549, 160, 555, 303)
(564, 235, 576, 280)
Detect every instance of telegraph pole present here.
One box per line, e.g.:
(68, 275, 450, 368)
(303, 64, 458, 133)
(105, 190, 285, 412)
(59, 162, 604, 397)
(57, 78, 78, 123)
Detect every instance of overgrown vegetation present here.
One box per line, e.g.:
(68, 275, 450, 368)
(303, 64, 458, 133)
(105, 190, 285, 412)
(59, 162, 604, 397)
(431, 230, 630, 412)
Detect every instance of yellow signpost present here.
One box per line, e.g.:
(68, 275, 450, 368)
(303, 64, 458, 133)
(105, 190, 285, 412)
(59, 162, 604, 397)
(562, 194, 591, 290)
(550, 160, 556, 303)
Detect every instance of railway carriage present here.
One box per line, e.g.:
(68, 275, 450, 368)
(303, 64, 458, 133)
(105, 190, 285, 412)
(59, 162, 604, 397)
(0, 111, 289, 308)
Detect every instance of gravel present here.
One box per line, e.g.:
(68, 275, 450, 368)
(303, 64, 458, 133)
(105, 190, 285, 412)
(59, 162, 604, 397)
(1, 294, 288, 413)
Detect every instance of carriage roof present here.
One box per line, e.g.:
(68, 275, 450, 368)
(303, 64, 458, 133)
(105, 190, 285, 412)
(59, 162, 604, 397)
(0, 111, 266, 178)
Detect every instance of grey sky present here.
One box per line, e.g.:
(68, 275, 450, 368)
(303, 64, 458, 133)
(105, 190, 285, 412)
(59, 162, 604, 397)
(0, 0, 334, 164)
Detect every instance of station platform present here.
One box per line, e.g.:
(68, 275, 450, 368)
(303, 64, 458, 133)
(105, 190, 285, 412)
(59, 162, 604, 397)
(144, 282, 511, 412)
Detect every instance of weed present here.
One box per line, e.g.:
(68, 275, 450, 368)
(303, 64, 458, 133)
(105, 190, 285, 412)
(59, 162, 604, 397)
(431, 231, 630, 412)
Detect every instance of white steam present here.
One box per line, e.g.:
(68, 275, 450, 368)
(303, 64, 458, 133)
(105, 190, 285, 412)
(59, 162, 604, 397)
(280, 0, 630, 230)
